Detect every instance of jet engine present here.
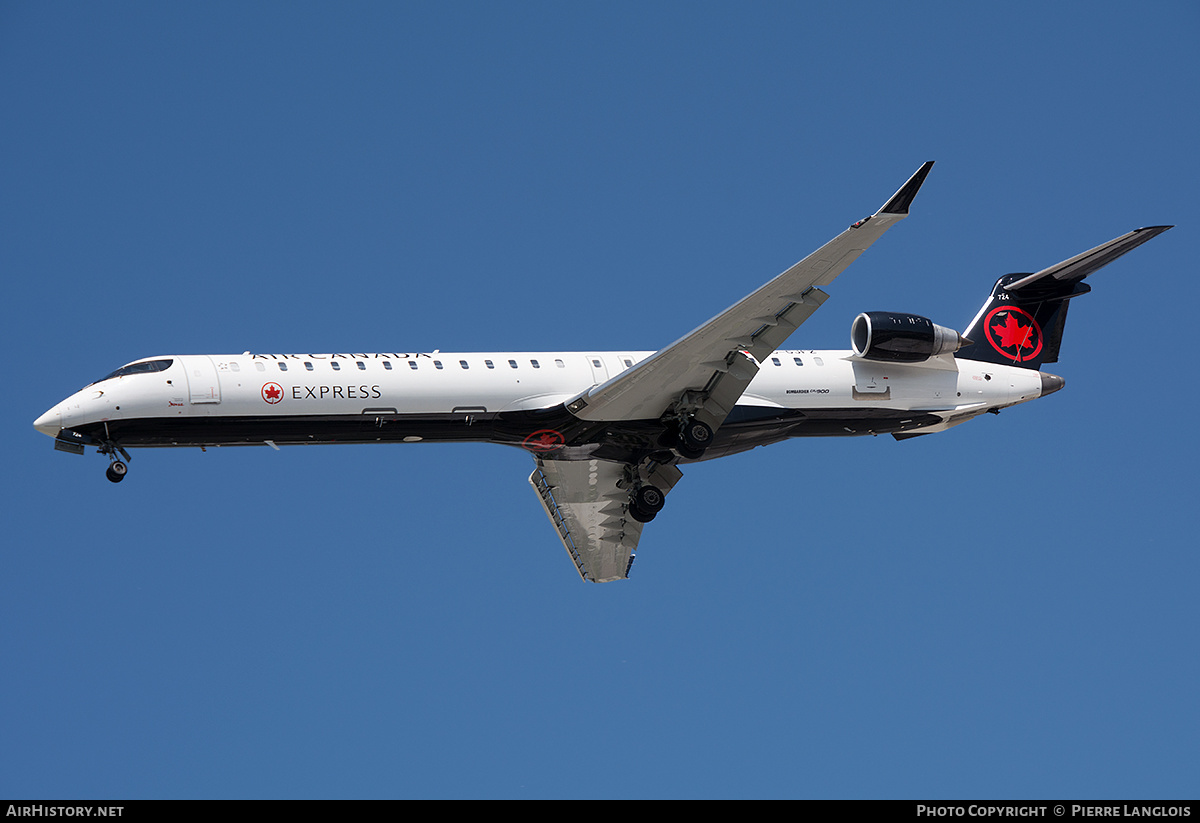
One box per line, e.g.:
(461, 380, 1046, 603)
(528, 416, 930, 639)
(850, 311, 970, 362)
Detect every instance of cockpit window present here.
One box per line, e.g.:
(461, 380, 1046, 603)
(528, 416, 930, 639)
(94, 359, 173, 384)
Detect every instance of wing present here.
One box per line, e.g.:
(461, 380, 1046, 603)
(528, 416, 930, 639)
(529, 457, 683, 582)
(566, 161, 935, 427)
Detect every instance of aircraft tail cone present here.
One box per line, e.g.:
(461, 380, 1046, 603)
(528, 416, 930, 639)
(1039, 372, 1065, 397)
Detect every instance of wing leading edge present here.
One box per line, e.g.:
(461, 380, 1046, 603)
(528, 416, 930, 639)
(565, 161, 935, 430)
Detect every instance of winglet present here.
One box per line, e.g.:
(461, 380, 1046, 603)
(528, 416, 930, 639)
(880, 161, 935, 215)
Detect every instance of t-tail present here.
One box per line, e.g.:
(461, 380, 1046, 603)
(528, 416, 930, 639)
(957, 226, 1172, 369)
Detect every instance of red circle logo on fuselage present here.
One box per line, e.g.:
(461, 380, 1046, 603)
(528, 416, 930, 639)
(984, 306, 1043, 363)
(522, 429, 565, 453)
(261, 383, 284, 404)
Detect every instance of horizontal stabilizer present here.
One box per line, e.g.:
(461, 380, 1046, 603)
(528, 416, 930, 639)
(1005, 226, 1172, 292)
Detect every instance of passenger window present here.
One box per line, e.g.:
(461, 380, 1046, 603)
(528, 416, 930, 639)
(434, 360, 443, 370)
(794, 357, 803, 366)
(813, 357, 824, 366)
(331, 361, 341, 371)
(305, 362, 314, 371)
(383, 361, 392, 370)
(409, 361, 418, 370)
(255, 362, 265, 372)
(485, 360, 495, 369)
(509, 360, 518, 369)
(531, 359, 540, 369)
(278, 363, 288, 372)
(555, 359, 565, 368)
(623, 359, 633, 368)
(592, 359, 601, 368)
(357, 361, 366, 370)
(460, 360, 469, 369)
(771, 357, 781, 366)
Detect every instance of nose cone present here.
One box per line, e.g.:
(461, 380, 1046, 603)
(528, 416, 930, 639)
(33, 406, 61, 437)
(1039, 372, 1066, 397)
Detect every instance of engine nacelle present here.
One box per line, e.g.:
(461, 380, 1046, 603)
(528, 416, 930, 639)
(850, 311, 969, 363)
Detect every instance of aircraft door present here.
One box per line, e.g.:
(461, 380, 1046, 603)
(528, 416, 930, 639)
(850, 362, 891, 401)
(179, 355, 221, 404)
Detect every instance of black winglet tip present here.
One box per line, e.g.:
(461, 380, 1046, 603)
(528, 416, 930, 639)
(880, 161, 935, 215)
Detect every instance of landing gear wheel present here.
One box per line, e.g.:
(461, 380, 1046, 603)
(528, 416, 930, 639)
(105, 461, 127, 484)
(635, 484, 665, 514)
(629, 484, 665, 523)
(660, 419, 713, 459)
(681, 420, 713, 451)
(628, 506, 655, 523)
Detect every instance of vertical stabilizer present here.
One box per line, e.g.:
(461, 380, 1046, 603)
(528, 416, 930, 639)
(957, 226, 1171, 369)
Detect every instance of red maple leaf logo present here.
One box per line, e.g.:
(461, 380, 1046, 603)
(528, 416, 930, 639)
(522, 429, 565, 452)
(261, 383, 283, 404)
(984, 307, 1042, 362)
(991, 313, 1034, 351)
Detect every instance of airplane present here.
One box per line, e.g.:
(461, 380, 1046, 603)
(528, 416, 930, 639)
(33, 162, 1171, 582)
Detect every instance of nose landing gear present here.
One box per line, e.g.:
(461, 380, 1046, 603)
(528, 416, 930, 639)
(98, 437, 131, 484)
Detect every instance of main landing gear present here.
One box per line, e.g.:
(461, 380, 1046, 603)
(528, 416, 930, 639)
(628, 483, 665, 523)
(623, 414, 709, 523)
(661, 418, 713, 460)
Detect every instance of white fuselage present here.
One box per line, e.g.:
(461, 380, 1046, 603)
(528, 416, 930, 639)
(34, 349, 1045, 456)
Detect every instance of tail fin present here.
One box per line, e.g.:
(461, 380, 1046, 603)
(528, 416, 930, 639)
(957, 226, 1172, 368)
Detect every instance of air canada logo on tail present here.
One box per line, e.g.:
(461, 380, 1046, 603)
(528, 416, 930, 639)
(984, 306, 1043, 363)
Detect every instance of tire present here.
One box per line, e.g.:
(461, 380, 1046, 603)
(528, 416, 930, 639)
(628, 505, 656, 524)
(675, 442, 706, 460)
(634, 485, 665, 515)
(681, 420, 713, 450)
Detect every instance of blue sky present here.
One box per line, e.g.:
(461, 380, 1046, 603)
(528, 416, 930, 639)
(3, 2, 1197, 799)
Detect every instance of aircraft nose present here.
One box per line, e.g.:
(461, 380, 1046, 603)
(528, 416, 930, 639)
(1039, 372, 1066, 397)
(33, 406, 61, 437)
